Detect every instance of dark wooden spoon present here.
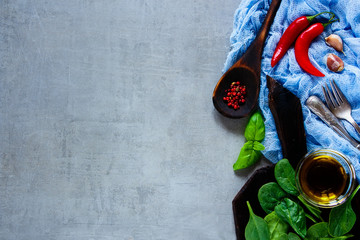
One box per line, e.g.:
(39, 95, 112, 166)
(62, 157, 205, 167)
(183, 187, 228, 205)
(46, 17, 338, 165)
(213, 0, 282, 118)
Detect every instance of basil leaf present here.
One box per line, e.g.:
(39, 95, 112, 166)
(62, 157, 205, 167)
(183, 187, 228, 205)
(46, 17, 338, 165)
(328, 185, 360, 237)
(264, 211, 289, 240)
(258, 182, 288, 214)
(245, 201, 270, 240)
(274, 159, 299, 196)
(233, 141, 262, 170)
(288, 232, 301, 240)
(234, 111, 265, 171)
(244, 111, 265, 142)
(253, 141, 265, 151)
(305, 222, 329, 240)
(275, 198, 307, 239)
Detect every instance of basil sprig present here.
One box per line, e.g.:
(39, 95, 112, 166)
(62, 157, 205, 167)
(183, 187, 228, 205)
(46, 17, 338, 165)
(233, 111, 265, 171)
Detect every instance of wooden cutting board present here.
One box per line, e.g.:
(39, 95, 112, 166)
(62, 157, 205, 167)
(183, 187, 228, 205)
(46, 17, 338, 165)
(232, 76, 360, 240)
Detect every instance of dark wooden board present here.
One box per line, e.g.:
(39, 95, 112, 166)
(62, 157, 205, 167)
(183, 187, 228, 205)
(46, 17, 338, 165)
(266, 76, 307, 168)
(232, 163, 275, 240)
(232, 76, 360, 239)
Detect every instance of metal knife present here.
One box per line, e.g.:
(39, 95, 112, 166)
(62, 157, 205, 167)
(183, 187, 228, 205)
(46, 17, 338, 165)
(306, 95, 360, 150)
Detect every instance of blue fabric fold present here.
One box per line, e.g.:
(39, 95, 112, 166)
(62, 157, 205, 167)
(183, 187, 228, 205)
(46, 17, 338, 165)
(224, 0, 360, 181)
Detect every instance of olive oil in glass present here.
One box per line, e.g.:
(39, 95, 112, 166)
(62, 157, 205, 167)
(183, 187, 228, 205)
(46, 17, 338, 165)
(296, 149, 356, 208)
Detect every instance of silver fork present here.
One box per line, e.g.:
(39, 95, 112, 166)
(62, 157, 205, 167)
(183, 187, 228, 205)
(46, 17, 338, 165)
(322, 79, 360, 136)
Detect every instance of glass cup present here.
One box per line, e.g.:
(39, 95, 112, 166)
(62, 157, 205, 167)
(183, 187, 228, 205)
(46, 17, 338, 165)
(295, 149, 356, 208)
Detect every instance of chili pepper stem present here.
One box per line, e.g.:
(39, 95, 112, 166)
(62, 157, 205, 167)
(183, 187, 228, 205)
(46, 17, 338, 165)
(323, 18, 340, 28)
(306, 11, 336, 22)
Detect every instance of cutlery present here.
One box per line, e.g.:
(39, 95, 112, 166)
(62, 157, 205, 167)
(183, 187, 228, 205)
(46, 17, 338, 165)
(212, 0, 282, 118)
(322, 79, 360, 136)
(306, 95, 360, 150)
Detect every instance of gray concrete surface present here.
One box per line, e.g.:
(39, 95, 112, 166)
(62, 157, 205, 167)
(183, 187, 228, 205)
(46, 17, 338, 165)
(0, 1, 270, 239)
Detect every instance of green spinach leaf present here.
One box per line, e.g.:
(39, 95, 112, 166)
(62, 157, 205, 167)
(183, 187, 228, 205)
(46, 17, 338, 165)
(258, 182, 288, 214)
(298, 195, 323, 221)
(244, 111, 265, 142)
(264, 211, 289, 240)
(288, 232, 301, 240)
(245, 201, 270, 240)
(304, 222, 329, 240)
(305, 213, 317, 223)
(319, 235, 354, 240)
(277, 233, 289, 240)
(328, 185, 360, 237)
(274, 159, 299, 196)
(233, 141, 262, 170)
(275, 198, 307, 238)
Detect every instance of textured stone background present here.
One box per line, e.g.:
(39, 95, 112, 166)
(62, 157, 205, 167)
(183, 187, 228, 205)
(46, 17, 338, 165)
(0, 0, 269, 239)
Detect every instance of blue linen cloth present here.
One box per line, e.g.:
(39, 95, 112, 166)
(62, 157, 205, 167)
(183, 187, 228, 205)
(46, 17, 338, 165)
(223, 0, 360, 181)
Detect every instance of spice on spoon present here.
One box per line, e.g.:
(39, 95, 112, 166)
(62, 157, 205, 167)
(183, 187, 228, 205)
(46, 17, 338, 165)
(223, 81, 247, 110)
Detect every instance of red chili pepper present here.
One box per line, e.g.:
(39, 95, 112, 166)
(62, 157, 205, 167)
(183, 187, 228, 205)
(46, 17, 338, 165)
(294, 20, 337, 77)
(271, 12, 335, 67)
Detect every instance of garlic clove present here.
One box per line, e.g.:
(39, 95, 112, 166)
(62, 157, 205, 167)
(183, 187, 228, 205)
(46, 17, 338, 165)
(325, 34, 345, 55)
(326, 53, 344, 72)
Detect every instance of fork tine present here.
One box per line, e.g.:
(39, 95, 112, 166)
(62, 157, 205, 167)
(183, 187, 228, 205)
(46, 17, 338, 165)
(329, 80, 341, 105)
(325, 84, 338, 108)
(331, 79, 349, 105)
(322, 86, 334, 109)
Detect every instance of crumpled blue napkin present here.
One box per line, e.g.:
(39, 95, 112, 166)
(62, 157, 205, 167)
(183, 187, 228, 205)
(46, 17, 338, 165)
(224, 0, 360, 181)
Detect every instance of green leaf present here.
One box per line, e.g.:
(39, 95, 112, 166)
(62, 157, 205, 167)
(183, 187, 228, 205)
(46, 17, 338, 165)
(274, 159, 299, 196)
(298, 195, 323, 221)
(258, 182, 288, 214)
(288, 232, 301, 240)
(233, 141, 262, 170)
(245, 201, 270, 240)
(244, 111, 265, 142)
(264, 211, 289, 240)
(275, 198, 307, 238)
(277, 233, 289, 240)
(328, 203, 355, 237)
(253, 141, 265, 151)
(305, 213, 317, 223)
(319, 235, 354, 240)
(328, 185, 360, 236)
(233, 111, 265, 171)
(305, 222, 329, 240)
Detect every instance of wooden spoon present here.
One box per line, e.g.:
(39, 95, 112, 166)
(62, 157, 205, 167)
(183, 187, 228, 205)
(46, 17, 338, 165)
(212, 0, 282, 118)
